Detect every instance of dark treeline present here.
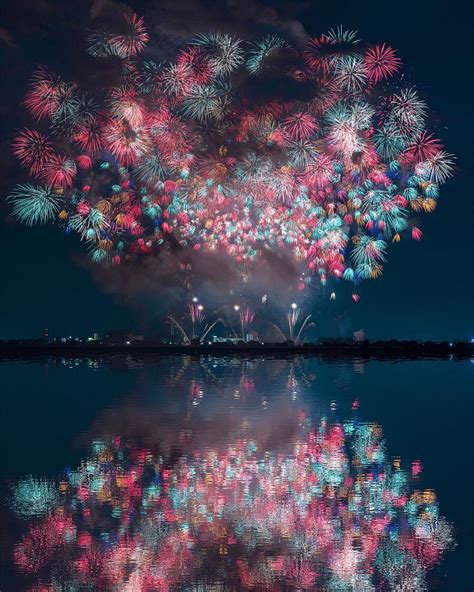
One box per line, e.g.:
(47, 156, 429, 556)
(0, 339, 473, 361)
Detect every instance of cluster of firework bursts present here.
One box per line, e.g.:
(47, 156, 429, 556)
(12, 415, 452, 590)
(9, 12, 455, 293)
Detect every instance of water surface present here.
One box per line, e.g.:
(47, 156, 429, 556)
(1, 355, 472, 590)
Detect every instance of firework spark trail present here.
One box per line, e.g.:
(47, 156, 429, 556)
(8, 13, 455, 296)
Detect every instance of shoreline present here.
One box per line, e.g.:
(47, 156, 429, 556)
(0, 341, 472, 360)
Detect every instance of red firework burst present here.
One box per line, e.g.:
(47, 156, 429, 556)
(150, 109, 192, 162)
(23, 68, 62, 120)
(13, 129, 55, 175)
(403, 131, 443, 163)
(364, 44, 401, 83)
(39, 155, 77, 188)
(105, 120, 150, 166)
(76, 154, 93, 170)
(109, 13, 149, 58)
(73, 115, 107, 155)
(110, 89, 145, 127)
(303, 36, 339, 74)
(177, 46, 213, 87)
(283, 112, 319, 141)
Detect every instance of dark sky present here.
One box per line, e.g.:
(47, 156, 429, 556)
(0, 0, 472, 340)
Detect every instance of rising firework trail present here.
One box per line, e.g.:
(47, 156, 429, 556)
(167, 301, 220, 343)
(272, 302, 315, 343)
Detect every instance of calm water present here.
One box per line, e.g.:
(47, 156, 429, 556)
(1, 355, 472, 590)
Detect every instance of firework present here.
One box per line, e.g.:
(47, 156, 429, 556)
(235, 305, 255, 340)
(192, 32, 244, 75)
(271, 303, 314, 343)
(8, 185, 62, 226)
(363, 43, 401, 83)
(167, 300, 221, 343)
(109, 13, 149, 58)
(12, 129, 54, 175)
(8, 12, 454, 295)
(246, 35, 289, 74)
(422, 150, 456, 184)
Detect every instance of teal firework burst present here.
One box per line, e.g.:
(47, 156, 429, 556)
(246, 35, 288, 75)
(8, 185, 62, 226)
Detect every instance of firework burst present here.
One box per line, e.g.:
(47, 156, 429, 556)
(7, 12, 454, 297)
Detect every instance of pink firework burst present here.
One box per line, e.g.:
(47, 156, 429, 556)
(105, 120, 150, 166)
(303, 35, 339, 74)
(364, 44, 401, 83)
(13, 129, 55, 175)
(40, 155, 77, 188)
(177, 46, 213, 87)
(109, 13, 149, 58)
(403, 131, 443, 163)
(110, 89, 145, 127)
(283, 112, 319, 142)
(73, 115, 107, 155)
(23, 67, 62, 121)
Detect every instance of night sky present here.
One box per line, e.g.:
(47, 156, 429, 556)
(0, 0, 472, 340)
